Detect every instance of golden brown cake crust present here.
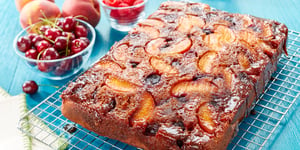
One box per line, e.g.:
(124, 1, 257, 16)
(61, 1, 288, 150)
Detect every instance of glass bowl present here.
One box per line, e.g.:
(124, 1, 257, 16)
(13, 19, 95, 80)
(100, 0, 148, 31)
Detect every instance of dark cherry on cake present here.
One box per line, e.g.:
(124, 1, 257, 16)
(61, 1, 288, 150)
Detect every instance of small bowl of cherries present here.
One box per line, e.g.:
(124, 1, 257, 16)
(100, 0, 147, 31)
(14, 17, 95, 80)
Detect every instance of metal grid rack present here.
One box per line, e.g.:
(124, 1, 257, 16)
(18, 30, 300, 150)
(228, 30, 300, 150)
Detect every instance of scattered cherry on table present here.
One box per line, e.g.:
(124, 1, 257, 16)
(22, 80, 39, 94)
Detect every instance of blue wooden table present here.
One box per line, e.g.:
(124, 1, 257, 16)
(1, 0, 300, 149)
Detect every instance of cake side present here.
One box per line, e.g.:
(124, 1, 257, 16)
(61, 1, 288, 150)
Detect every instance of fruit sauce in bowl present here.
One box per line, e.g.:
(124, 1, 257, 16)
(13, 17, 95, 80)
(100, 0, 147, 31)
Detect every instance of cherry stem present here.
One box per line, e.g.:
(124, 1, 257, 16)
(39, 84, 59, 89)
(58, 51, 65, 55)
(74, 15, 88, 21)
(40, 10, 48, 21)
(53, 18, 64, 31)
(39, 18, 63, 32)
(42, 35, 55, 44)
(37, 49, 45, 60)
(65, 34, 70, 56)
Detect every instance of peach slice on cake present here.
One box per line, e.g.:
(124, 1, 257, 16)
(197, 103, 217, 134)
(222, 68, 234, 88)
(261, 23, 273, 39)
(258, 42, 277, 59)
(216, 25, 236, 43)
(238, 29, 258, 45)
(160, 1, 187, 11)
(177, 15, 205, 33)
(105, 75, 138, 93)
(188, 3, 211, 12)
(112, 44, 129, 61)
(238, 40, 259, 57)
(150, 57, 179, 75)
(145, 38, 166, 55)
(138, 19, 165, 28)
(238, 52, 251, 69)
(171, 79, 217, 97)
(131, 26, 160, 39)
(240, 15, 253, 28)
(131, 92, 155, 126)
(146, 37, 192, 55)
(198, 51, 218, 74)
(204, 25, 236, 50)
(162, 38, 192, 54)
(94, 61, 122, 72)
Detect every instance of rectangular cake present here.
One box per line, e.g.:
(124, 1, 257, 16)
(61, 1, 288, 149)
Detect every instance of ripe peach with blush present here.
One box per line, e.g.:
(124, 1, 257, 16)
(19, 0, 61, 29)
(62, 0, 101, 27)
(15, 0, 54, 12)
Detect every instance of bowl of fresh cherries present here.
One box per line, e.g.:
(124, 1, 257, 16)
(100, 0, 147, 31)
(14, 17, 95, 80)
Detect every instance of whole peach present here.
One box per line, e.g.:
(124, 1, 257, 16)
(15, 0, 55, 12)
(62, 0, 101, 27)
(19, 0, 61, 29)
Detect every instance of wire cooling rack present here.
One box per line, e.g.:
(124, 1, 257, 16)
(18, 30, 300, 150)
(228, 30, 300, 150)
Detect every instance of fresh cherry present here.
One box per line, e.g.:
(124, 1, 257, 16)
(37, 62, 53, 72)
(17, 36, 32, 52)
(42, 47, 60, 60)
(133, 0, 145, 14)
(25, 49, 39, 65)
(39, 25, 51, 34)
(71, 39, 88, 54)
(62, 16, 76, 32)
(133, 0, 144, 6)
(25, 49, 38, 59)
(117, 3, 131, 17)
(37, 48, 59, 72)
(110, 10, 121, 20)
(123, 0, 135, 5)
(54, 36, 69, 51)
(28, 33, 38, 41)
(62, 32, 76, 41)
(22, 80, 38, 94)
(79, 37, 90, 45)
(74, 25, 88, 38)
(32, 35, 44, 47)
(16, 17, 93, 76)
(56, 19, 64, 29)
(54, 59, 73, 75)
(44, 28, 61, 41)
(72, 56, 83, 68)
(103, 0, 120, 7)
(36, 40, 52, 53)
(119, 2, 130, 7)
